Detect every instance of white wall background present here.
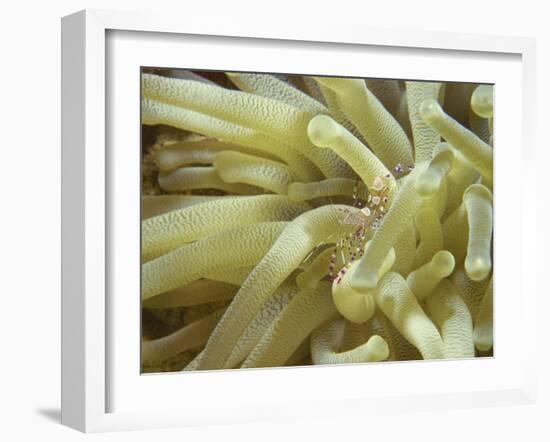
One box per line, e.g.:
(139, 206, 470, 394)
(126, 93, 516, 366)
(0, 0, 547, 440)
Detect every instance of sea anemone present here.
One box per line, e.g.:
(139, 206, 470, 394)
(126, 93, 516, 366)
(140, 69, 493, 372)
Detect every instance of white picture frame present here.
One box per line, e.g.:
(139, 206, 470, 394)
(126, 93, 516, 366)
(61, 9, 538, 433)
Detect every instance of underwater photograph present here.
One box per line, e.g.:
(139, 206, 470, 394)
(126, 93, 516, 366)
(140, 69, 494, 373)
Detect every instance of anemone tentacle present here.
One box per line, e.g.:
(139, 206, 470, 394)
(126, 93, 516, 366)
(413, 207, 444, 269)
(140, 72, 493, 372)
(227, 72, 328, 114)
(367, 79, 403, 118)
(310, 318, 389, 365)
(313, 77, 414, 169)
(213, 150, 294, 195)
(153, 138, 280, 170)
(142, 308, 225, 364)
(416, 144, 454, 199)
(288, 178, 369, 202)
(316, 82, 365, 142)
(142, 73, 315, 140)
(240, 281, 338, 368)
(340, 320, 368, 350)
(203, 266, 255, 286)
(142, 222, 288, 300)
(142, 194, 229, 220)
(142, 74, 353, 179)
(425, 279, 475, 358)
(296, 247, 346, 292)
(155, 146, 218, 170)
(351, 163, 427, 291)
(406, 250, 455, 301)
(463, 184, 493, 281)
(391, 222, 417, 277)
(420, 99, 493, 186)
(473, 277, 494, 351)
(307, 115, 396, 193)
(142, 195, 309, 261)
(405, 81, 444, 163)
(435, 142, 480, 219)
(333, 244, 395, 324)
(143, 280, 238, 308)
(442, 201, 469, 263)
(451, 268, 491, 321)
(142, 97, 321, 182)
(195, 205, 358, 370)
(468, 109, 492, 145)
(158, 166, 262, 194)
(470, 85, 494, 119)
(224, 281, 298, 368)
(365, 311, 422, 361)
(374, 272, 445, 360)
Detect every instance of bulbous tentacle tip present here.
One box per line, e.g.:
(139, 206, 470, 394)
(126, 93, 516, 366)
(432, 250, 455, 278)
(463, 182, 493, 202)
(350, 244, 396, 292)
(465, 256, 491, 281)
(419, 98, 442, 123)
(332, 288, 376, 324)
(471, 85, 494, 119)
(366, 335, 390, 361)
(473, 322, 493, 351)
(473, 339, 493, 352)
(307, 114, 342, 147)
(331, 259, 377, 324)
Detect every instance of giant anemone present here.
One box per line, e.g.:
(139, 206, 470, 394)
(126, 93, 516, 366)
(140, 70, 494, 372)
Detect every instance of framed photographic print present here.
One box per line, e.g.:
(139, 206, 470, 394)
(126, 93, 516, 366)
(61, 9, 537, 433)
